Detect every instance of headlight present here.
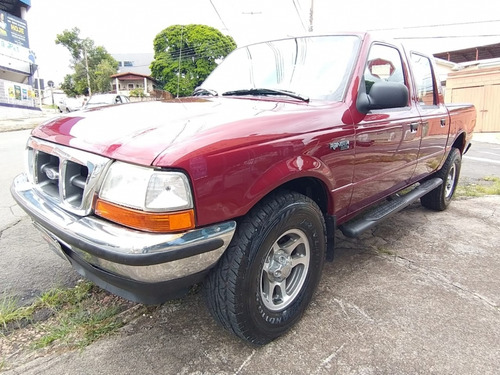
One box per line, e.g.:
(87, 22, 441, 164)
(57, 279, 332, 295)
(99, 162, 193, 211)
(95, 162, 194, 233)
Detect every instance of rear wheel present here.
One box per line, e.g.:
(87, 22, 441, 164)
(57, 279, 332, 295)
(204, 191, 326, 345)
(421, 148, 461, 211)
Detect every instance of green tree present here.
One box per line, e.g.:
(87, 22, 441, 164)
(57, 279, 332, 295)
(150, 24, 236, 97)
(55, 27, 118, 96)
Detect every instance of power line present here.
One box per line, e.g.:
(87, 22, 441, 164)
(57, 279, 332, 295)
(292, 0, 307, 32)
(209, 0, 229, 32)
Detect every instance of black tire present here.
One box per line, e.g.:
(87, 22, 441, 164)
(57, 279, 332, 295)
(203, 191, 326, 345)
(421, 148, 462, 211)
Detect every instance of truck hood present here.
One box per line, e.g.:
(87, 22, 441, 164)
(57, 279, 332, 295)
(32, 98, 339, 166)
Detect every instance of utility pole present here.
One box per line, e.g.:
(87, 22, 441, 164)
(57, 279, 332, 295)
(84, 46, 92, 96)
(36, 66, 42, 108)
(309, 0, 314, 32)
(177, 26, 184, 98)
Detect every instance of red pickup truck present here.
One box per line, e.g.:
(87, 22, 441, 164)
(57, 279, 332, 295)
(12, 32, 475, 345)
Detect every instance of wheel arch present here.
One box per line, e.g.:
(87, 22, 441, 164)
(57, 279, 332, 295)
(243, 174, 335, 262)
(278, 177, 331, 215)
(451, 131, 467, 154)
(274, 177, 336, 261)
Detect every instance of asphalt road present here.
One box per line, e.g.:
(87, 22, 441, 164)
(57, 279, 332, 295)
(462, 140, 500, 181)
(1, 130, 499, 374)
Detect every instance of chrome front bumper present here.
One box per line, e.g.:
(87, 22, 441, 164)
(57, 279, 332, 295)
(11, 173, 236, 304)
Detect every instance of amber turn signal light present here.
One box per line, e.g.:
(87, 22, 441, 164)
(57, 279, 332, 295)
(95, 199, 195, 233)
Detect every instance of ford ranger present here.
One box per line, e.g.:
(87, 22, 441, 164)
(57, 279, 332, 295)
(11, 32, 476, 345)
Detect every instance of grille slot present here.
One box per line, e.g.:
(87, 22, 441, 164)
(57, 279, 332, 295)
(27, 138, 112, 216)
(37, 155, 60, 199)
(63, 161, 89, 206)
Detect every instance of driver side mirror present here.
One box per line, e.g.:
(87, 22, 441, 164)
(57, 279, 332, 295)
(356, 80, 409, 114)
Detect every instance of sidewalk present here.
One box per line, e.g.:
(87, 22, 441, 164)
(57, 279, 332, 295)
(472, 132, 500, 144)
(0, 108, 61, 133)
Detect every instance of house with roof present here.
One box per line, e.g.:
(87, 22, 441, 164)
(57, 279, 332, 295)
(110, 72, 159, 97)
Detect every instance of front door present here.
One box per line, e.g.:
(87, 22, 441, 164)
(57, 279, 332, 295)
(349, 43, 421, 214)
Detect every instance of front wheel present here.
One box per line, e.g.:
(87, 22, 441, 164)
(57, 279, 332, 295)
(421, 148, 462, 211)
(203, 191, 326, 345)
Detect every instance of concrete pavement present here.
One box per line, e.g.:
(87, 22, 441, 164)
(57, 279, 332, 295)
(1, 112, 499, 373)
(2, 196, 500, 374)
(0, 108, 59, 133)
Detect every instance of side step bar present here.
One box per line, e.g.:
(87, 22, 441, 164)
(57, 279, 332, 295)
(339, 178, 443, 238)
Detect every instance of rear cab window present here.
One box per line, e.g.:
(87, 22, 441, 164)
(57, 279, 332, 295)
(410, 53, 438, 106)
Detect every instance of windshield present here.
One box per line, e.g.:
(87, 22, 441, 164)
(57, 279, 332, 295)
(199, 35, 361, 102)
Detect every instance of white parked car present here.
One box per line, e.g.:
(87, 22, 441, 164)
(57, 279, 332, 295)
(58, 97, 84, 113)
(83, 94, 130, 109)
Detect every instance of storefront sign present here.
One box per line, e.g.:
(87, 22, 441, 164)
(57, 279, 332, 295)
(0, 10, 29, 49)
(1, 79, 36, 106)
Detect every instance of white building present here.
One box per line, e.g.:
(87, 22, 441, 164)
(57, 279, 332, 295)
(0, 0, 40, 119)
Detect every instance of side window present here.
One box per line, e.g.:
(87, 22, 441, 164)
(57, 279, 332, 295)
(411, 53, 436, 106)
(364, 44, 405, 94)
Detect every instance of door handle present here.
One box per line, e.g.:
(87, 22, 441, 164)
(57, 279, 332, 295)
(409, 122, 419, 133)
(440, 118, 446, 127)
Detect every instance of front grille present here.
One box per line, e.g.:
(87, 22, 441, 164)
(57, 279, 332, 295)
(27, 137, 112, 216)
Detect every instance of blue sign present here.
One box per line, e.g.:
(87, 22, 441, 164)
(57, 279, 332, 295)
(0, 10, 29, 48)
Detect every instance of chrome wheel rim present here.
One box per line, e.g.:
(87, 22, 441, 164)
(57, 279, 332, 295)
(445, 163, 457, 199)
(260, 229, 310, 312)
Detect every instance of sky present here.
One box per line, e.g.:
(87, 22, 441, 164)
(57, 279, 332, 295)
(24, 0, 500, 85)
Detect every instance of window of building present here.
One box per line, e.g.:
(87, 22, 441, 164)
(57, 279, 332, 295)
(411, 53, 436, 106)
(124, 61, 134, 67)
(128, 83, 134, 89)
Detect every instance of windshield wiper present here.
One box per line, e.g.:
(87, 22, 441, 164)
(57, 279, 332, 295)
(193, 87, 219, 96)
(222, 88, 309, 102)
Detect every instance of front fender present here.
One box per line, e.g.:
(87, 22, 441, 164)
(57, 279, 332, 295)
(190, 153, 335, 226)
(246, 155, 334, 207)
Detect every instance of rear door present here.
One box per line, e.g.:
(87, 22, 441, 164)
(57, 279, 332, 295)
(349, 43, 422, 214)
(410, 52, 450, 180)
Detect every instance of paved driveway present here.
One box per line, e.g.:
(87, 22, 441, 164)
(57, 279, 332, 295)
(4, 196, 499, 375)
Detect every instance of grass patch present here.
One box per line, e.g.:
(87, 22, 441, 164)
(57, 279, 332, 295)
(31, 304, 124, 350)
(456, 176, 500, 197)
(1, 281, 137, 351)
(0, 282, 93, 330)
(0, 295, 33, 329)
(38, 281, 93, 310)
